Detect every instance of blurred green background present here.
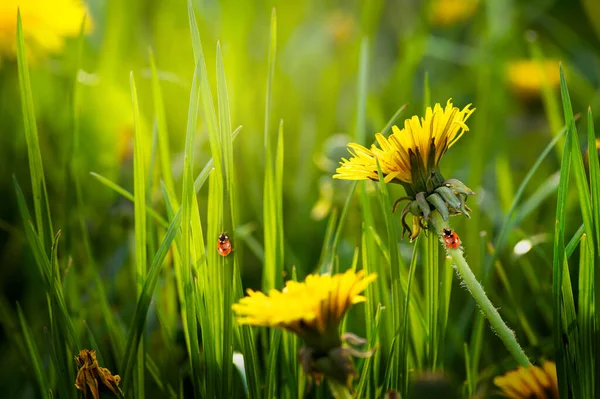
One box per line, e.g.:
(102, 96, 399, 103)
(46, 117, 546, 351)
(1, 0, 600, 397)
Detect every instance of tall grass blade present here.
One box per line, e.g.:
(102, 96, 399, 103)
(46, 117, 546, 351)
(16, 10, 53, 248)
(553, 70, 573, 397)
(17, 304, 50, 399)
(262, 8, 281, 292)
(587, 108, 600, 252)
(375, 160, 404, 391)
(130, 72, 147, 398)
(120, 209, 182, 391)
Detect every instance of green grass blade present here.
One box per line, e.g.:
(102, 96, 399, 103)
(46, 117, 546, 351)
(266, 329, 282, 399)
(13, 177, 79, 350)
(262, 8, 281, 293)
(180, 54, 203, 398)
(553, 88, 573, 398)
(149, 49, 177, 202)
(130, 72, 147, 398)
(121, 209, 182, 391)
(560, 68, 595, 247)
(16, 10, 53, 247)
(90, 172, 168, 227)
(321, 182, 356, 275)
(17, 304, 50, 399)
(401, 236, 420, 396)
(578, 234, 595, 397)
(375, 159, 404, 391)
(586, 108, 600, 252)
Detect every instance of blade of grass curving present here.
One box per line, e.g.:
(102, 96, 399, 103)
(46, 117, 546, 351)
(130, 72, 147, 398)
(16, 10, 53, 247)
(17, 304, 49, 399)
(90, 172, 168, 227)
(193, 126, 241, 192)
(149, 49, 177, 202)
(120, 208, 182, 391)
(13, 177, 79, 349)
(560, 69, 595, 246)
(552, 88, 573, 398)
(566, 224, 585, 258)
(560, 66, 595, 396)
(578, 234, 595, 397)
(375, 159, 404, 391)
(586, 108, 600, 252)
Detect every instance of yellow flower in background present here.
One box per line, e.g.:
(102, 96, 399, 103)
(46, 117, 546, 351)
(506, 60, 560, 98)
(233, 269, 377, 387)
(429, 0, 479, 27)
(0, 0, 91, 60)
(494, 361, 559, 399)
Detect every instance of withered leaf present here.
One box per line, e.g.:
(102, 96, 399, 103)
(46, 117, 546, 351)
(74, 349, 121, 399)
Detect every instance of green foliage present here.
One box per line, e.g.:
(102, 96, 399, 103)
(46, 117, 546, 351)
(2, 1, 600, 398)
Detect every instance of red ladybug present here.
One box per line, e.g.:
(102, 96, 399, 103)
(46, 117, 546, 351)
(442, 228, 461, 249)
(217, 232, 232, 256)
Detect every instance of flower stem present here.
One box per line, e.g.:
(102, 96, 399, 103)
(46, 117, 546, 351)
(327, 380, 353, 399)
(429, 212, 531, 368)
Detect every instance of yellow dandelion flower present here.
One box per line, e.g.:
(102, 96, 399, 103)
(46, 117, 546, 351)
(429, 0, 479, 27)
(333, 99, 476, 239)
(334, 99, 474, 190)
(0, 0, 92, 61)
(494, 361, 559, 399)
(506, 60, 560, 98)
(233, 269, 376, 344)
(233, 270, 377, 388)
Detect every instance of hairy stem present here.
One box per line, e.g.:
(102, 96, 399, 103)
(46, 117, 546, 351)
(429, 212, 531, 368)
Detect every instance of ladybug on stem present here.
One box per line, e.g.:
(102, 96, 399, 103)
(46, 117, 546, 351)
(442, 228, 461, 249)
(217, 232, 233, 257)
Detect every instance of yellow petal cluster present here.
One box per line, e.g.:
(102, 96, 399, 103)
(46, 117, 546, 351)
(232, 270, 376, 335)
(494, 361, 559, 399)
(334, 100, 474, 185)
(0, 0, 91, 61)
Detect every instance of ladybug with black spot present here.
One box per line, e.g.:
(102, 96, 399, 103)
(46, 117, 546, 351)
(217, 232, 232, 256)
(442, 228, 461, 249)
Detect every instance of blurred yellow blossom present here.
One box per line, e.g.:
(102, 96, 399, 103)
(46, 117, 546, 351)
(494, 361, 559, 399)
(506, 60, 560, 98)
(429, 0, 479, 27)
(0, 0, 91, 60)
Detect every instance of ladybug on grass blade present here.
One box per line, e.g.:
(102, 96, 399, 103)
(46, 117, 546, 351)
(217, 232, 232, 257)
(442, 228, 461, 249)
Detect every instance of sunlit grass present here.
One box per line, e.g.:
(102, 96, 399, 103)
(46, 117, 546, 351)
(2, 1, 600, 399)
